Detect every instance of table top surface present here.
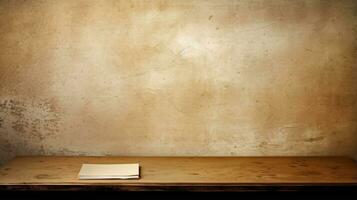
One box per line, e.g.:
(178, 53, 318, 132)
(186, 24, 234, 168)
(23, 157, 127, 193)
(1, 156, 357, 186)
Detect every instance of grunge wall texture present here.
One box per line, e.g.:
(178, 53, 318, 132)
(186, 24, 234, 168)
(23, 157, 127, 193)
(1, 0, 357, 165)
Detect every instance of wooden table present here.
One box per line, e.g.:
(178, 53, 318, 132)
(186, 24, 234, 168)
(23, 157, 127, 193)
(0, 156, 357, 192)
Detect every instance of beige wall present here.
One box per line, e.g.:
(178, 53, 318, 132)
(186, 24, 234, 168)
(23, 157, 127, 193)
(1, 0, 357, 165)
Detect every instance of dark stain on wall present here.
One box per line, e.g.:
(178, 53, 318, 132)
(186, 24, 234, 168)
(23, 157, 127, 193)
(0, 136, 12, 154)
(0, 99, 61, 141)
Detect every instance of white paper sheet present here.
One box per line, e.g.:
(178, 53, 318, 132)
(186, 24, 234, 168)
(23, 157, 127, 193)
(78, 163, 140, 180)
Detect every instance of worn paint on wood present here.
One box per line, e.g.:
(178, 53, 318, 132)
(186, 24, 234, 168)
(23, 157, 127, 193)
(1, 156, 357, 191)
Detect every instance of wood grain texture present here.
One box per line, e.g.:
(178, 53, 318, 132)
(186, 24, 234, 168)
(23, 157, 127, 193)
(0, 156, 357, 191)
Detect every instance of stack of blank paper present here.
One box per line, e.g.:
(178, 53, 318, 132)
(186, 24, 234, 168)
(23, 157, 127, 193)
(78, 163, 140, 180)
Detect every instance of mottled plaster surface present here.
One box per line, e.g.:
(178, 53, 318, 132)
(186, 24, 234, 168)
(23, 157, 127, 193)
(0, 0, 357, 165)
